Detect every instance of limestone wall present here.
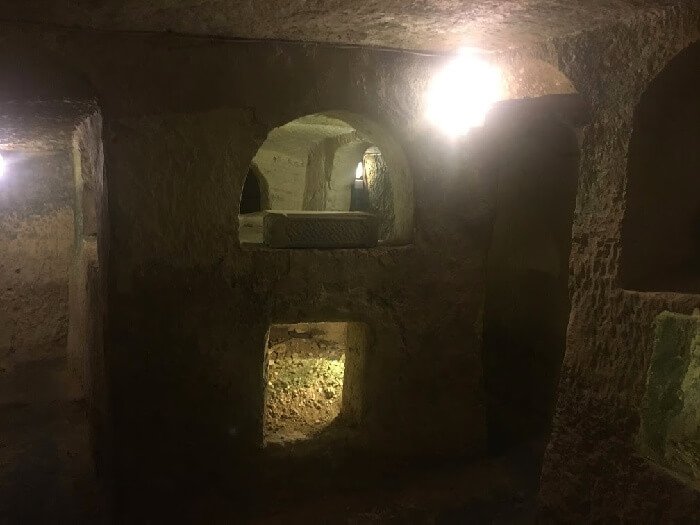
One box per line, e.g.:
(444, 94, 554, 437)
(0, 152, 74, 372)
(0, 6, 696, 518)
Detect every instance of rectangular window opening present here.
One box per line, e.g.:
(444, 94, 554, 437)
(263, 321, 367, 447)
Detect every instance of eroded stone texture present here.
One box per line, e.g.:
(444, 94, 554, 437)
(538, 5, 700, 522)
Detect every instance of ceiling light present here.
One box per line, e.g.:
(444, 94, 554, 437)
(426, 48, 505, 137)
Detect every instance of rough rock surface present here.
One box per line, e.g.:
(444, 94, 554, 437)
(0, 101, 95, 152)
(0, 0, 694, 52)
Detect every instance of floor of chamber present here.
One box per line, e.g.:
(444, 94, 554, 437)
(0, 354, 107, 523)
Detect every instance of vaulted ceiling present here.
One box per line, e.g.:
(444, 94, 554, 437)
(1, 0, 689, 52)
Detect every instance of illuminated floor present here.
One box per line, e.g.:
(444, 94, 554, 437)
(264, 322, 347, 446)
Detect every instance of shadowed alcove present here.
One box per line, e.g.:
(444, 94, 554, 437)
(619, 41, 700, 294)
(239, 166, 268, 215)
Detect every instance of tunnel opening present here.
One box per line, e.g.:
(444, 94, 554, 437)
(240, 166, 265, 214)
(638, 309, 700, 490)
(481, 115, 579, 457)
(263, 322, 367, 449)
(620, 41, 700, 294)
(238, 111, 412, 248)
(0, 68, 108, 520)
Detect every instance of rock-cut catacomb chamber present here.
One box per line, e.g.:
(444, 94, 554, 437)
(238, 112, 412, 249)
(620, 41, 700, 294)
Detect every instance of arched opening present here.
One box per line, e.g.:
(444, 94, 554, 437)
(240, 167, 264, 214)
(620, 41, 700, 293)
(238, 111, 412, 248)
(0, 55, 108, 521)
(481, 111, 580, 457)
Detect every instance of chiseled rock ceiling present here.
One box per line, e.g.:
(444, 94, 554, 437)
(1, 0, 689, 52)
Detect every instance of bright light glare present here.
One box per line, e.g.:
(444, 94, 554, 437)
(355, 162, 364, 180)
(0, 154, 5, 179)
(426, 49, 505, 137)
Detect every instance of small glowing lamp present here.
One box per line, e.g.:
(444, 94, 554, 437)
(355, 162, 364, 180)
(426, 48, 505, 137)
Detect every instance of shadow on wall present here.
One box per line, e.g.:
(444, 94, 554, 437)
(237, 111, 412, 247)
(620, 41, 700, 294)
(482, 116, 580, 455)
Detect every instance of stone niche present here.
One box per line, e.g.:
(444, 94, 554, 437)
(638, 309, 700, 487)
(619, 42, 700, 293)
(263, 322, 368, 451)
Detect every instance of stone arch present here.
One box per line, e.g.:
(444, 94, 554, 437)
(619, 41, 700, 293)
(239, 111, 413, 246)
